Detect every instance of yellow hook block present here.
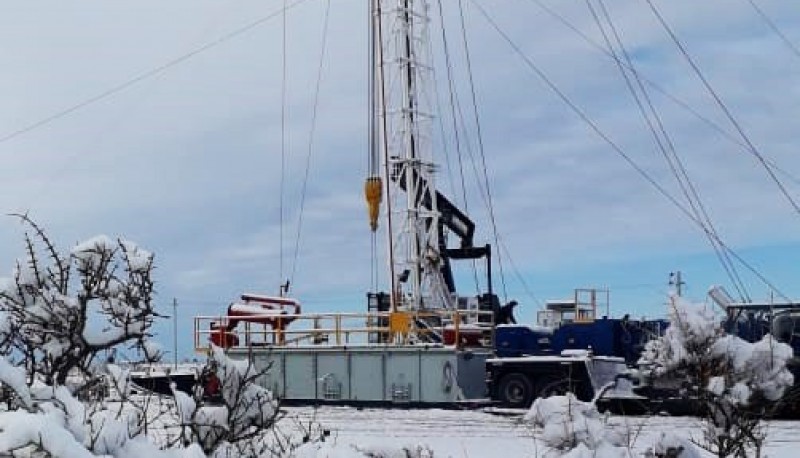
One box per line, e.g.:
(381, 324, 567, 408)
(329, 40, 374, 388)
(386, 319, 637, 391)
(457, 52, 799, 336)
(364, 176, 383, 232)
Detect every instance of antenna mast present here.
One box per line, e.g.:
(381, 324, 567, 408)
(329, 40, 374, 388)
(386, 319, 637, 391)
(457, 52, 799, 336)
(669, 271, 685, 297)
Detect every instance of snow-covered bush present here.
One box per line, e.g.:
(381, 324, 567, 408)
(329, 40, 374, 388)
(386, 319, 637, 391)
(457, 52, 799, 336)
(170, 346, 280, 456)
(0, 219, 433, 457)
(0, 351, 207, 457)
(639, 295, 794, 457)
(0, 218, 203, 456)
(523, 393, 629, 457)
(0, 215, 159, 388)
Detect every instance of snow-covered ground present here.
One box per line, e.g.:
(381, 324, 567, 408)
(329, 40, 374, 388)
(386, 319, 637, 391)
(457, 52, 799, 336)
(278, 405, 799, 457)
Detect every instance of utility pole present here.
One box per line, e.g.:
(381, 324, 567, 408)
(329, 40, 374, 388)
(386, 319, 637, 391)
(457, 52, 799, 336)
(172, 297, 178, 369)
(669, 271, 685, 297)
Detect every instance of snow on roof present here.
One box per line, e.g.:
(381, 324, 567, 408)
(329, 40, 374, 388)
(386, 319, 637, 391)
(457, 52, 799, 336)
(487, 353, 625, 364)
(561, 349, 590, 357)
(229, 303, 286, 316)
(241, 293, 300, 306)
(487, 355, 589, 364)
(496, 323, 554, 334)
(443, 323, 489, 330)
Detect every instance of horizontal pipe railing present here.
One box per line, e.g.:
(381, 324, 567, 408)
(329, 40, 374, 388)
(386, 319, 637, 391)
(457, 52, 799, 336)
(193, 309, 495, 352)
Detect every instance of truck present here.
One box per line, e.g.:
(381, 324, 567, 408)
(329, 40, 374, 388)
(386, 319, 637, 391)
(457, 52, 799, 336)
(485, 290, 666, 408)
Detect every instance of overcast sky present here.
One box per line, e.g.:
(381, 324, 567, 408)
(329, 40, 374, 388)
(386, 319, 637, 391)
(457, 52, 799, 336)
(0, 0, 799, 359)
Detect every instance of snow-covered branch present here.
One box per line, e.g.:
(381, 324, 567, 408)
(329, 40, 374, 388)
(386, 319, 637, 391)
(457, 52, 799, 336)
(639, 295, 794, 457)
(170, 346, 279, 455)
(0, 217, 160, 386)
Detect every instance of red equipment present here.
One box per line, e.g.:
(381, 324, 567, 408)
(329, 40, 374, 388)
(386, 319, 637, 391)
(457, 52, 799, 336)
(209, 294, 302, 348)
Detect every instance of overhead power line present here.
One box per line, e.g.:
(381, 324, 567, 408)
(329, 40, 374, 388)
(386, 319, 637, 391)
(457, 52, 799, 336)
(0, 0, 312, 147)
(746, 0, 800, 60)
(586, 0, 750, 301)
(469, 0, 790, 301)
(435, 0, 482, 294)
(280, 0, 289, 291)
(645, 0, 800, 219)
(290, 0, 332, 286)
(526, 0, 800, 188)
(458, 0, 509, 302)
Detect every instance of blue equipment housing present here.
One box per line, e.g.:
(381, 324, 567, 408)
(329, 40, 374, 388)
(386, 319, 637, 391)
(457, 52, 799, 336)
(723, 302, 800, 397)
(495, 317, 668, 364)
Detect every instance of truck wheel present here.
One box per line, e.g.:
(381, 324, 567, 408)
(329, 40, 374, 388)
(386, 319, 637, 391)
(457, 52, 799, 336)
(536, 376, 570, 398)
(498, 373, 533, 408)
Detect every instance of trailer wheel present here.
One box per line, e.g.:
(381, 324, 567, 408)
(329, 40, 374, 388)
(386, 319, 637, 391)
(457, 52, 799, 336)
(498, 373, 533, 408)
(536, 376, 570, 398)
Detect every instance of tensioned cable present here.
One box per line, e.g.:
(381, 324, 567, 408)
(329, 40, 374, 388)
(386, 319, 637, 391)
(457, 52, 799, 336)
(498, 236, 543, 308)
(369, 0, 378, 292)
(458, 0, 509, 301)
(468, 0, 791, 301)
(746, 0, 800, 60)
(598, 0, 750, 301)
(279, 0, 288, 292)
(588, 0, 750, 301)
(429, 41, 460, 202)
(525, 0, 797, 296)
(436, 0, 470, 216)
(434, 20, 498, 297)
(525, 0, 800, 189)
(645, 0, 800, 219)
(431, 10, 528, 303)
(289, 0, 331, 287)
(0, 0, 312, 147)
(436, 0, 481, 294)
(368, 0, 377, 179)
(376, 1, 398, 310)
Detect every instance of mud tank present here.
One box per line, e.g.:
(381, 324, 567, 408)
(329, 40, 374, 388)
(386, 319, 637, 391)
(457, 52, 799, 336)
(194, 293, 494, 406)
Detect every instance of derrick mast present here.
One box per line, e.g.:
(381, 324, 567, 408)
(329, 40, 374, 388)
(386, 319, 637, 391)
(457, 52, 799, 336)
(374, 0, 449, 312)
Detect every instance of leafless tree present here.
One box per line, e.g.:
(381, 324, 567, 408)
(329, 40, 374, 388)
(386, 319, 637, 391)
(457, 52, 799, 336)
(0, 214, 161, 391)
(168, 346, 289, 456)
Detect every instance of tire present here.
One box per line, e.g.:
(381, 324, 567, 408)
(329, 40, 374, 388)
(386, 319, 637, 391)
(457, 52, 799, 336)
(536, 376, 571, 398)
(498, 373, 533, 408)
